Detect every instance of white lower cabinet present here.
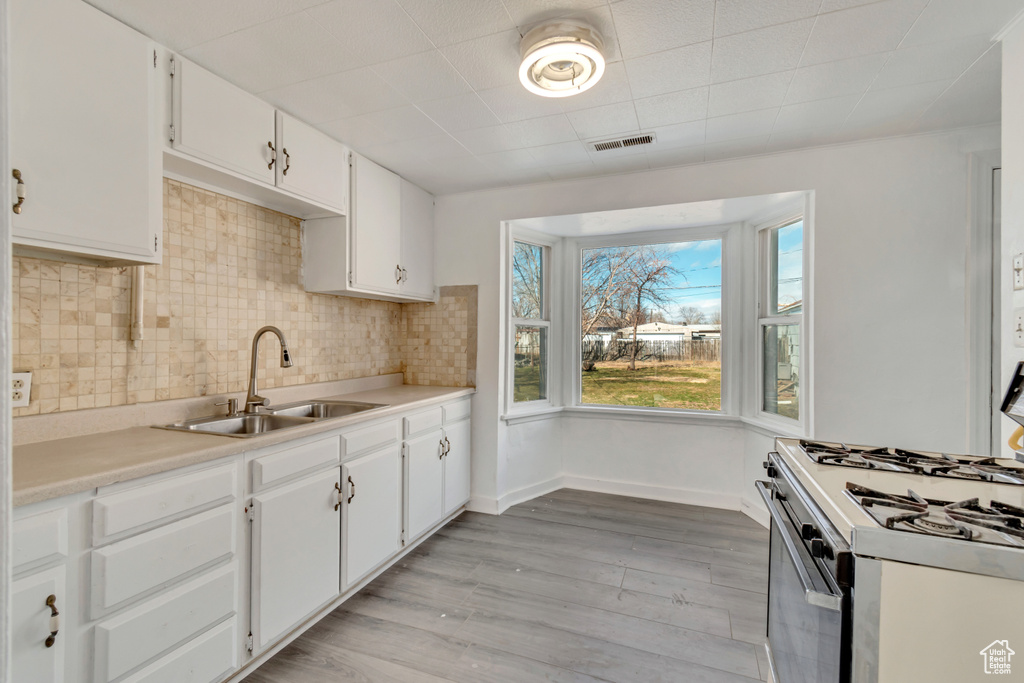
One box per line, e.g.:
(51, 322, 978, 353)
(443, 417, 472, 515)
(250, 468, 342, 651)
(12, 565, 66, 683)
(343, 444, 403, 589)
(121, 618, 237, 683)
(405, 430, 445, 541)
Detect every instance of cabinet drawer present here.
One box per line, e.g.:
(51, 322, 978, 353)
(403, 407, 442, 438)
(95, 565, 236, 683)
(13, 508, 67, 573)
(92, 505, 235, 615)
(121, 618, 237, 683)
(443, 399, 471, 424)
(93, 462, 236, 545)
(252, 435, 340, 491)
(341, 420, 399, 458)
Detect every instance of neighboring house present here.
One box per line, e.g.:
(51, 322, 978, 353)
(778, 299, 803, 315)
(615, 322, 722, 341)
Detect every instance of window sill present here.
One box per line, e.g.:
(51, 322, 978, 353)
(739, 415, 805, 439)
(562, 405, 743, 427)
(502, 406, 564, 425)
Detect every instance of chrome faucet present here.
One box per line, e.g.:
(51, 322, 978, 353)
(245, 326, 293, 413)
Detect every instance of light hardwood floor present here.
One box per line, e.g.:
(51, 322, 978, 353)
(243, 488, 771, 683)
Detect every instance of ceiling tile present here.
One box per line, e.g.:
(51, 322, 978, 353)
(505, 113, 580, 146)
(647, 120, 707, 148)
(611, 0, 715, 59)
(477, 83, 565, 122)
(900, 0, 1024, 47)
(83, 0, 328, 52)
(395, 134, 473, 161)
(626, 41, 713, 99)
(844, 79, 951, 131)
(477, 149, 541, 170)
(372, 50, 475, 102)
(708, 71, 793, 117)
(784, 52, 888, 104)
(870, 36, 994, 90)
(440, 30, 523, 91)
(710, 18, 815, 83)
(259, 67, 408, 123)
(566, 102, 641, 140)
(335, 105, 447, 146)
(818, 0, 879, 11)
(646, 145, 706, 169)
(394, 0, 515, 47)
(554, 4, 625, 63)
(546, 161, 599, 181)
(318, 116, 393, 149)
(528, 140, 593, 165)
(917, 53, 1002, 130)
(357, 140, 433, 170)
(590, 153, 651, 174)
(799, 0, 928, 67)
(773, 95, 859, 131)
(451, 125, 527, 154)
(558, 62, 635, 113)
(634, 88, 709, 129)
(713, 0, 823, 38)
(704, 135, 770, 161)
(500, 0, 608, 28)
(307, 0, 434, 66)
(417, 93, 503, 132)
(183, 12, 357, 93)
(705, 108, 779, 143)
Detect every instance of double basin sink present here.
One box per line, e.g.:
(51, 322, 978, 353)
(158, 399, 388, 438)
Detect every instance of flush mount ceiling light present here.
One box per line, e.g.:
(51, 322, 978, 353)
(518, 21, 605, 98)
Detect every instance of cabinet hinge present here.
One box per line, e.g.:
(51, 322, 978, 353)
(401, 443, 407, 458)
(169, 124, 176, 143)
(348, 271, 353, 286)
(169, 56, 176, 76)
(154, 235, 159, 252)
(246, 503, 254, 523)
(153, 50, 157, 68)
(246, 632, 254, 653)
(400, 530, 406, 546)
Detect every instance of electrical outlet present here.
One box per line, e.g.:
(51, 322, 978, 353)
(12, 371, 31, 408)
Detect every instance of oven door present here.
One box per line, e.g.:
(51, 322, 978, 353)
(756, 481, 847, 683)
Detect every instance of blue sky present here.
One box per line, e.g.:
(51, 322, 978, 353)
(662, 239, 722, 319)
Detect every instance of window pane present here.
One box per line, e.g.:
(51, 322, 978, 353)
(512, 241, 544, 319)
(770, 221, 803, 315)
(580, 240, 721, 410)
(763, 323, 800, 419)
(514, 325, 547, 402)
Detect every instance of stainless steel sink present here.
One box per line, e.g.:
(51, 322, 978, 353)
(158, 413, 318, 438)
(267, 400, 388, 419)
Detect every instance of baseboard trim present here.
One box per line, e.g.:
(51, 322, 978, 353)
(496, 477, 565, 514)
(560, 476, 742, 512)
(740, 496, 770, 529)
(466, 495, 499, 514)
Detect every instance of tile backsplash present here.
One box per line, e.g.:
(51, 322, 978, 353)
(11, 179, 474, 417)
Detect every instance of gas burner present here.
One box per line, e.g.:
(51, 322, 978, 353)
(844, 483, 1024, 548)
(799, 440, 1024, 486)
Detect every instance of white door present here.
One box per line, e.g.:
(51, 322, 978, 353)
(10, 0, 160, 263)
(172, 57, 276, 185)
(343, 445, 402, 588)
(350, 154, 402, 294)
(12, 566, 66, 683)
(400, 179, 435, 300)
(251, 469, 341, 651)
(275, 112, 349, 211)
(405, 431, 445, 541)
(443, 420, 472, 515)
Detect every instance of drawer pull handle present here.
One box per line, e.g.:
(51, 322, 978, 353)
(282, 148, 290, 176)
(439, 438, 445, 459)
(12, 169, 26, 214)
(395, 265, 403, 285)
(45, 594, 60, 648)
(334, 481, 342, 511)
(444, 437, 451, 457)
(348, 475, 355, 503)
(267, 141, 276, 170)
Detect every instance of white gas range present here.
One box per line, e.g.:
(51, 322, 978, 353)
(763, 438, 1024, 683)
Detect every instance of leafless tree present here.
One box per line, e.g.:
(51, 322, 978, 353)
(677, 306, 706, 325)
(512, 242, 543, 319)
(708, 308, 722, 324)
(620, 246, 679, 370)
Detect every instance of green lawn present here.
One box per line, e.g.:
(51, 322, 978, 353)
(513, 364, 544, 402)
(581, 361, 722, 411)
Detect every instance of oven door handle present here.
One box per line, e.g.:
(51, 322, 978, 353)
(755, 480, 842, 612)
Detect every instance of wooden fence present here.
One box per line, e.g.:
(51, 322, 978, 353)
(582, 338, 721, 363)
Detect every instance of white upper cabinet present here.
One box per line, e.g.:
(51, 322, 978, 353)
(10, 0, 161, 265)
(350, 154, 403, 295)
(400, 179, 436, 300)
(171, 57, 277, 186)
(275, 112, 349, 210)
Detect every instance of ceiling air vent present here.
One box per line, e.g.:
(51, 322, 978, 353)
(589, 133, 656, 153)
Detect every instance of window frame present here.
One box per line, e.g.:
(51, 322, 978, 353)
(755, 213, 808, 431)
(567, 225, 739, 417)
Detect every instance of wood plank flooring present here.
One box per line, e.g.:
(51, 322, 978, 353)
(243, 488, 770, 683)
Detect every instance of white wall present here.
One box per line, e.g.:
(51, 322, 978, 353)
(435, 126, 1000, 514)
(1001, 22, 1024, 454)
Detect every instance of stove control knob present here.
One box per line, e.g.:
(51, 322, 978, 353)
(810, 539, 826, 559)
(763, 462, 778, 478)
(801, 523, 819, 541)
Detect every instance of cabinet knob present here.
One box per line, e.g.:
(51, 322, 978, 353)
(44, 594, 60, 648)
(267, 141, 276, 170)
(12, 168, 26, 214)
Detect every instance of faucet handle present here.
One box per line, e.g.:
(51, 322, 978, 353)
(215, 398, 239, 415)
(245, 396, 270, 413)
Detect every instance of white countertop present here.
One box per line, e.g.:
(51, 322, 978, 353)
(13, 384, 473, 507)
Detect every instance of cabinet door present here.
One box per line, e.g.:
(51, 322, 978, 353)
(444, 419, 472, 515)
(400, 179, 436, 300)
(10, 0, 160, 264)
(251, 469, 341, 651)
(12, 566, 66, 683)
(343, 444, 402, 588)
(172, 57, 276, 185)
(275, 112, 349, 210)
(405, 431, 445, 541)
(350, 154, 402, 294)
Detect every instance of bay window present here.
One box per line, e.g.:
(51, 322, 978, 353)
(759, 218, 804, 421)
